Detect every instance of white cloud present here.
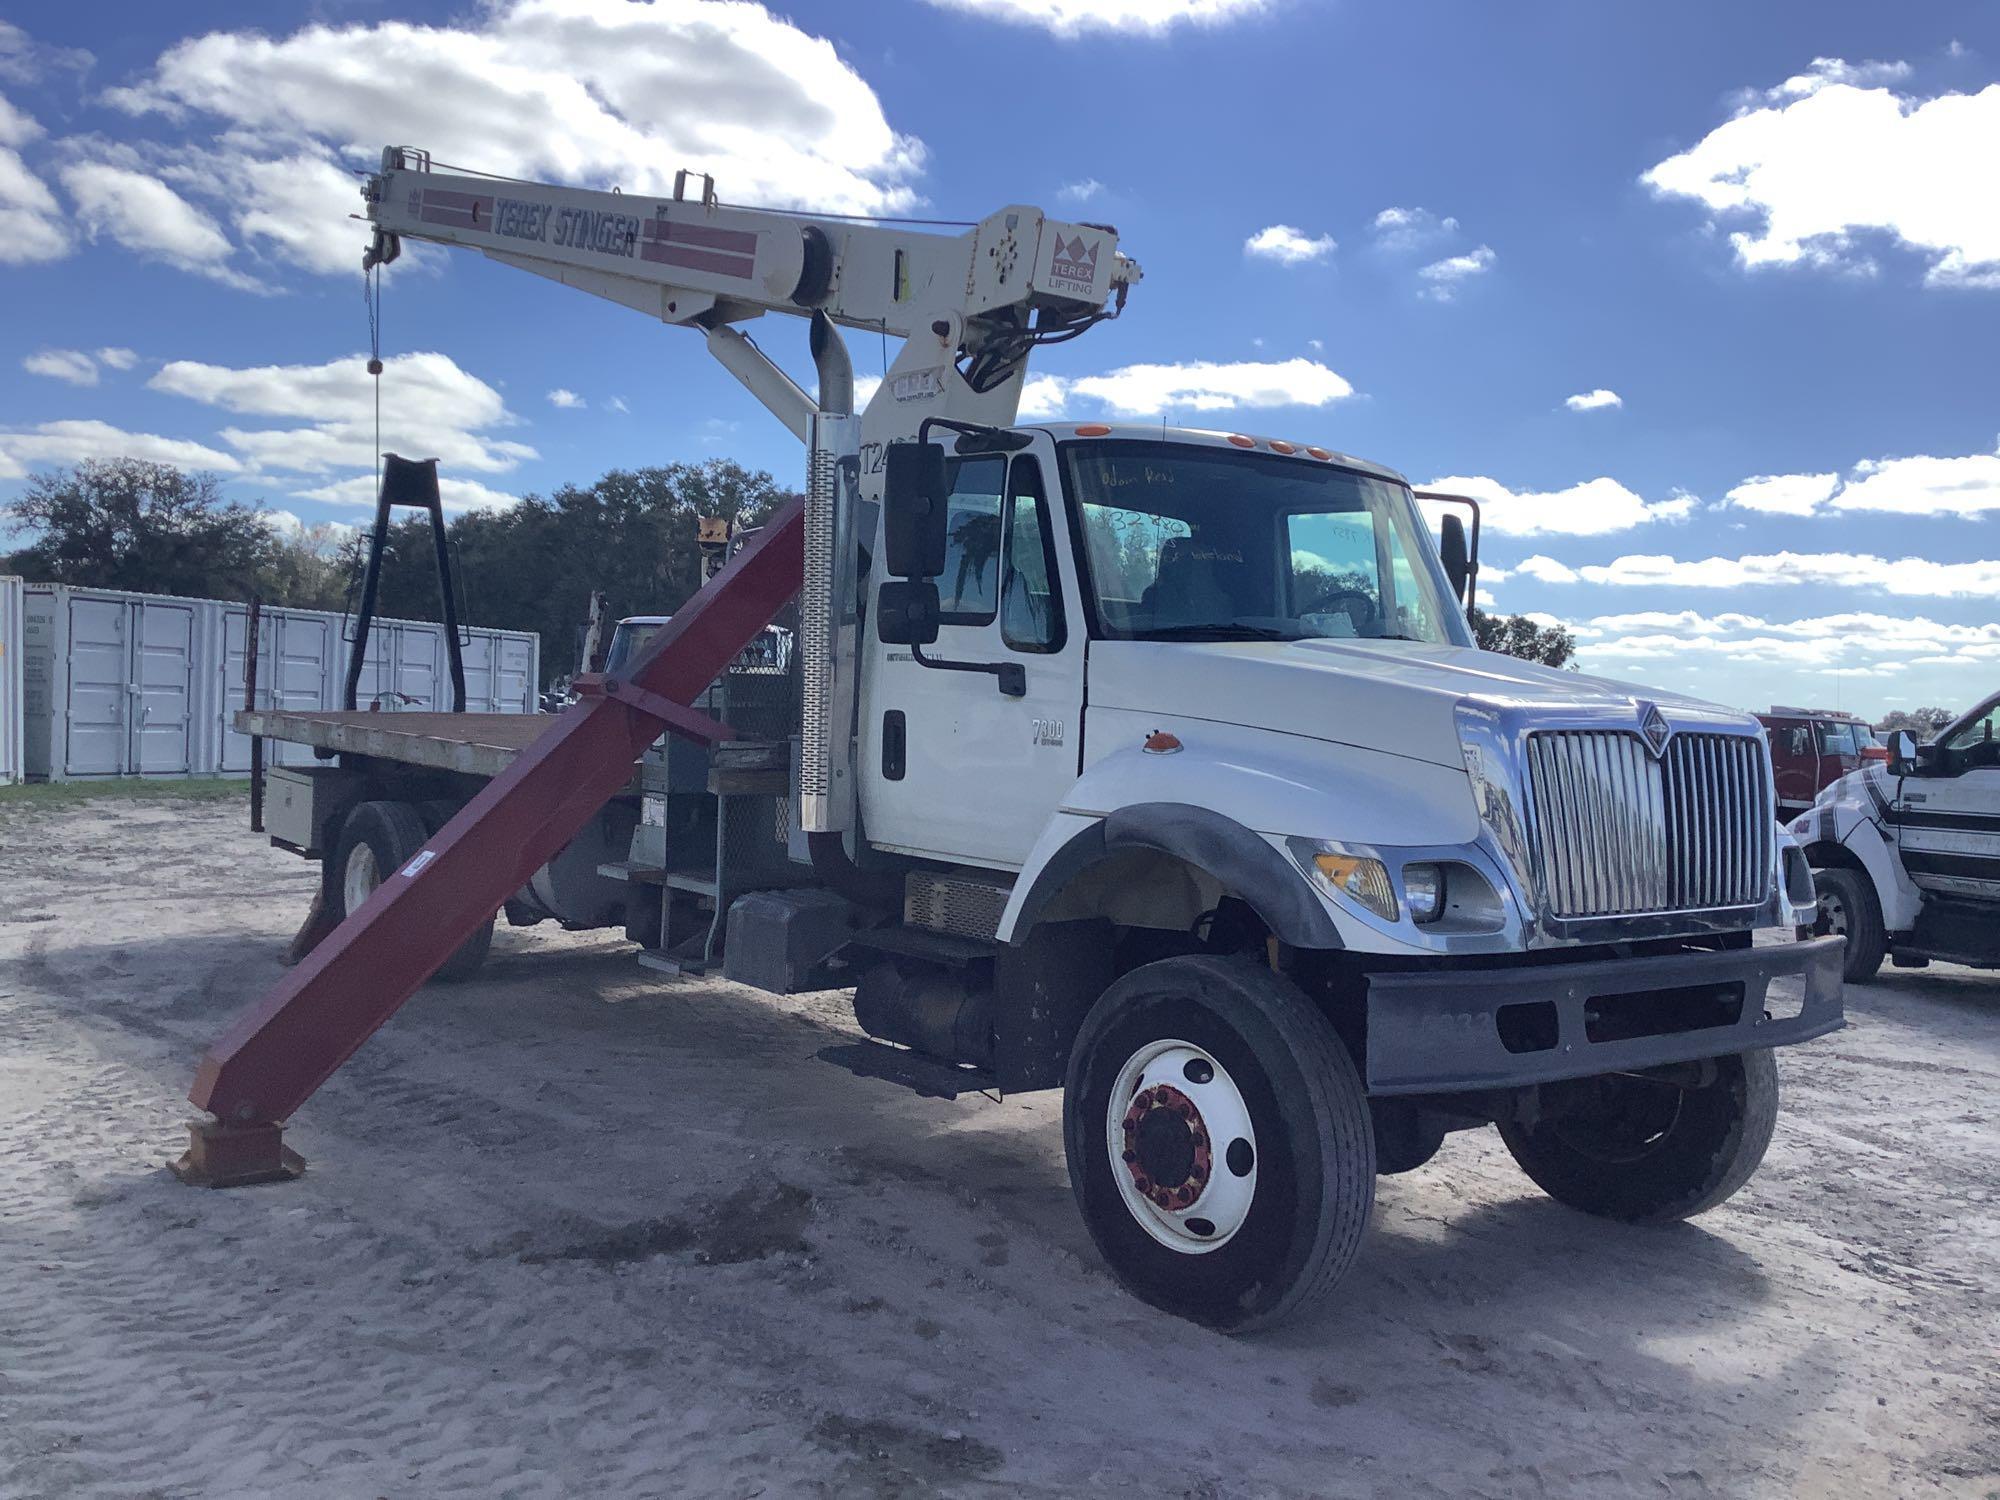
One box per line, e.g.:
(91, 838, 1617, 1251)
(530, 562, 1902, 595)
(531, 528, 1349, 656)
(0, 22, 91, 87)
(261, 509, 358, 548)
(94, 346, 138, 371)
(919, 0, 1269, 36)
(1725, 442, 2000, 518)
(605, 395, 629, 414)
(1643, 60, 2000, 288)
(1369, 205, 1459, 250)
(22, 349, 97, 386)
(0, 144, 65, 263)
(0, 88, 41, 146)
(289, 474, 521, 514)
(1417, 244, 1495, 300)
(58, 157, 255, 287)
(1058, 178, 1105, 204)
(0, 419, 245, 474)
(1518, 549, 2000, 598)
(102, 0, 925, 282)
(1563, 388, 1622, 412)
(1244, 224, 1336, 266)
(1017, 374, 1067, 420)
(1424, 474, 1693, 537)
(852, 373, 883, 410)
(1725, 471, 1842, 516)
(1025, 357, 1355, 418)
(1569, 607, 2000, 678)
(547, 388, 585, 409)
(149, 350, 535, 477)
(1838, 448, 2000, 515)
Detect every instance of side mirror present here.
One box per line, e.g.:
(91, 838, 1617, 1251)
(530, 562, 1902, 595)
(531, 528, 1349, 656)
(1439, 514, 1471, 606)
(1888, 730, 1918, 774)
(882, 442, 949, 578)
(876, 580, 940, 645)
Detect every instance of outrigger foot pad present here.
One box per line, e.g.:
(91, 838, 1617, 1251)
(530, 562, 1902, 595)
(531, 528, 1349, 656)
(170, 1118, 306, 1188)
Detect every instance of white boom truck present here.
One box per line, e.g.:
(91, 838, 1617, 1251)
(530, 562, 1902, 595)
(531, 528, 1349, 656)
(1795, 691, 2000, 980)
(241, 148, 1843, 1331)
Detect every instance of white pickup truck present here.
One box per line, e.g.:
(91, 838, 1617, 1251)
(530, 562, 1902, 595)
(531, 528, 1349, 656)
(1796, 690, 2000, 979)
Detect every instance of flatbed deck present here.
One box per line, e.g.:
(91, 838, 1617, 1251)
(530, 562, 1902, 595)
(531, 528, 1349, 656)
(235, 709, 558, 779)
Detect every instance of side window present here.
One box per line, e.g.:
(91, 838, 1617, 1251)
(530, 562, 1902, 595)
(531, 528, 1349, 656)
(1001, 458, 1065, 653)
(937, 456, 1005, 623)
(1815, 721, 1856, 755)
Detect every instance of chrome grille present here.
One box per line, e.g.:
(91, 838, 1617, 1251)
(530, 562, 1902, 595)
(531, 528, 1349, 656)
(1524, 731, 1770, 918)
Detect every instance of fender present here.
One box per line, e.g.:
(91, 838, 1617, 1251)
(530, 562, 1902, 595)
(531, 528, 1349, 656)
(1796, 768, 1925, 933)
(1003, 801, 1341, 949)
(997, 724, 1479, 946)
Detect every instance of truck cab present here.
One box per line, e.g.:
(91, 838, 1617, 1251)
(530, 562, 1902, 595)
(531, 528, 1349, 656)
(1796, 689, 2000, 980)
(1758, 706, 1883, 821)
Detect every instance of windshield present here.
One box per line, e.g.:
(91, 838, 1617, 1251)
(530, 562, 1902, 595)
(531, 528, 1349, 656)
(1941, 692, 2000, 751)
(1059, 440, 1470, 646)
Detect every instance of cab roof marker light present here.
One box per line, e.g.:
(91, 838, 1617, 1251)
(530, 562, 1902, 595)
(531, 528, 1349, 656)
(1268, 440, 1296, 455)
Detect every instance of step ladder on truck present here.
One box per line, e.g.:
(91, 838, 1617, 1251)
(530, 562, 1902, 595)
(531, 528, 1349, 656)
(182, 146, 1846, 1332)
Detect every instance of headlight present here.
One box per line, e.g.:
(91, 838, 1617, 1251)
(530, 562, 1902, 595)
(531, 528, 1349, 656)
(1287, 839, 1398, 921)
(1403, 863, 1445, 923)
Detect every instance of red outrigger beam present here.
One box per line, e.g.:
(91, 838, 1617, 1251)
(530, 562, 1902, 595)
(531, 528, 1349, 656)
(175, 499, 805, 1186)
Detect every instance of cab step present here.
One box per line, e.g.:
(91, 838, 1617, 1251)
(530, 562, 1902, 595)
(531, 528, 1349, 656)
(816, 1040, 995, 1100)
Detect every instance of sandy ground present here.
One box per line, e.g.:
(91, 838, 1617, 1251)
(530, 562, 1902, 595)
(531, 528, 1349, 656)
(1, 794, 1996, 1500)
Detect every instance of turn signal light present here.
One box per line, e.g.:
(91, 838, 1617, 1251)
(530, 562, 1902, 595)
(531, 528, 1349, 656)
(1143, 730, 1183, 754)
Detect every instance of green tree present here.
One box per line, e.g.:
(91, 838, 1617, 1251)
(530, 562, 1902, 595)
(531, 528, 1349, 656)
(1876, 706, 1957, 741)
(3, 460, 281, 598)
(1470, 607, 1578, 668)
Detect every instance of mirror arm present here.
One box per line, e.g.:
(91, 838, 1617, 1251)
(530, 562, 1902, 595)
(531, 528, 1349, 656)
(910, 644, 1026, 697)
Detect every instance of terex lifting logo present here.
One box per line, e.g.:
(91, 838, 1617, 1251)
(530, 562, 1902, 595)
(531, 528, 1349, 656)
(1049, 233, 1100, 292)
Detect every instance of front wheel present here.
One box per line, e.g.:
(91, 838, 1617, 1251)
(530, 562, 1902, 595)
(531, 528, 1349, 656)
(1062, 955, 1375, 1332)
(1497, 1050, 1779, 1225)
(1812, 866, 1885, 983)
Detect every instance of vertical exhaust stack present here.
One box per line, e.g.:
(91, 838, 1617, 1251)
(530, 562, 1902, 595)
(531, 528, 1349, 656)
(800, 311, 861, 837)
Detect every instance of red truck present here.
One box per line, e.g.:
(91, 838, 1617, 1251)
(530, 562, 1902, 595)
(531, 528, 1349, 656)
(1757, 706, 1889, 822)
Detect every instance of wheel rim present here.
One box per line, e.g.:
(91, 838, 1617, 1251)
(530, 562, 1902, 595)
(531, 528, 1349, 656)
(342, 843, 381, 917)
(1818, 888, 1849, 938)
(1106, 1039, 1257, 1255)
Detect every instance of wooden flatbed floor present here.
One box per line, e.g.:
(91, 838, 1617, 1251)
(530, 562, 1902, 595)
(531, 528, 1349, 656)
(235, 709, 559, 779)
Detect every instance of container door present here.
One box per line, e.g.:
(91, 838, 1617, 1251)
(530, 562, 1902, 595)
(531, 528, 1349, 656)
(131, 600, 195, 774)
(64, 595, 130, 776)
(395, 623, 445, 710)
(273, 613, 335, 762)
(461, 631, 497, 712)
(497, 634, 535, 713)
(218, 606, 268, 772)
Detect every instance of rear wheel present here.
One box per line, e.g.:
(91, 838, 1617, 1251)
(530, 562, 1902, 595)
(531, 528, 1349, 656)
(1062, 955, 1375, 1332)
(1497, 1051, 1778, 1225)
(330, 800, 493, 982)
(1812, 866, 1885, 983)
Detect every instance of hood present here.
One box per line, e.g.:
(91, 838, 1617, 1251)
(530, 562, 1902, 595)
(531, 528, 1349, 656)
(1088, 639, 1746, 771)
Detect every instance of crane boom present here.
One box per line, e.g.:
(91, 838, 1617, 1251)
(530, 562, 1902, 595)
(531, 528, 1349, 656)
(363, 148, 1140, 438)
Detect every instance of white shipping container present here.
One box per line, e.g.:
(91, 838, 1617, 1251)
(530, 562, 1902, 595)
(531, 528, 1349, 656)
(22, 582, 539, 781)
(0, 576, 23, 785)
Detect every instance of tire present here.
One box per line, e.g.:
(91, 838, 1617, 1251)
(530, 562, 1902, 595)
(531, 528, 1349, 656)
(1062, 954, 1375, 1333)
(1497, 1050, 1779, 1225)
(330, 800, 494, 982)
(1369, 1099, 1446, 1175)
(1812, 866, 1885, 983)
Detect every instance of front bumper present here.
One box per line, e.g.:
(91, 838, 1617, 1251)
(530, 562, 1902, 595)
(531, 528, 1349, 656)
(1364, 935, 1845, 1095)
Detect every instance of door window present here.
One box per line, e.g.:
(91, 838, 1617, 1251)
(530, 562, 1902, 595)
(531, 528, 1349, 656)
(1001, 458, 1064, 653)
(1815, 721, 1858, 755)
(938, 456, 1006, 622)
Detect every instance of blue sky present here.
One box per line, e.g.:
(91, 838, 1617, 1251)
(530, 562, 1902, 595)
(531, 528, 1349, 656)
(2, 0, 1996, 717)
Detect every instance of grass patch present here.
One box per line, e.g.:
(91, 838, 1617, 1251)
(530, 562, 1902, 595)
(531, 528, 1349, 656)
(0, 777, 250, 809)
